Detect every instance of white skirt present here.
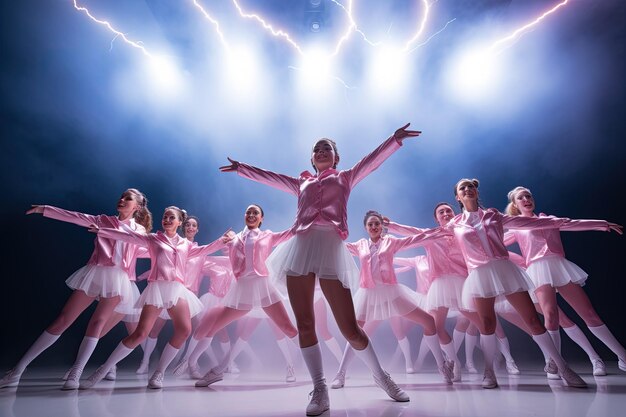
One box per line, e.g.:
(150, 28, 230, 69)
(199, 292, 223, 310)
(65, 264, 136, 313)
(135, 281, 204, 319)
(121, 282, 142, 321)
(353, 283, 422, 322)
(461, 259, 533, 310)
(494, 295, 517, 314)
(221, 274, 285, 310)
(527, 256, 588, 289)
(425, 274, 465, 311)
(267, 224, 360, 292)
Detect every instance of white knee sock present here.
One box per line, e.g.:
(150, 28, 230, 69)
(354, 339, 385, 379)
(588, 324, 626, 360)
(189, 337, 212, 367)
(182, 337, 199, 362)
(453, 329, 465, 353)
(465, 333, 478, 365)
(324, 337, 344, 363)
(414, 337, 431, 369)
(220, 340, 230, 355)
(496, 337, 515, 362)
(155, 343, 179, 373)
(441, 340, 460, 366)
(15, 331, 60, 373)
(397, 337, 413, 369)
(301, 344, 325, 385)
(276, 338, 293, 365)
(424, 334, 446, 367)
(480, 334, 497, 371)
(71, 336, 99, 370)
(532, 331, 567, 370)
(563, 325, 601, 361)
(102, 342, 134, 372)
(142, 337, 158, 364)
(336, 343, 355, 374)
(548, 330, 561, 353)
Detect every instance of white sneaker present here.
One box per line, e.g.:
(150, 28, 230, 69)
(0, 369, 22, 389)
(172, 359, 189, 377)
(195, 368, 223, 387)
(482, 369, 498, 389)
(545, 359, 560, 380)
(62, 368, 71, 381)
(79, 366, 108, 390)
(224, 363, 239, 374)
(439, 360, 454, 384)
(559, 366, 587, 388)
(506, 360, 520, 375)
(405, 366, 415, 374)
(104, 365, 117, 381)
(189, 363, 203, 379)
(465, 362, 478, 374)
(452, 361, 462, 382)
(618, 358, 626, 372)
(148, 371, 164, 389)
(286, 365, 296, 383)
(330, 370, 345, 389)
(373, 371, 410, 402)
(61, 366, 83, 390)
(136, 360, 149, 375)
(592, 359, 606, 376)
(306, 383, 330, 416)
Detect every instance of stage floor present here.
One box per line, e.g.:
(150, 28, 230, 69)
(1, 362, 625, 417)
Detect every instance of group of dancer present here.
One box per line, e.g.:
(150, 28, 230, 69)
(1, 123, 624, 416)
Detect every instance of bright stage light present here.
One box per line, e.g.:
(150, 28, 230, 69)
(297, 48, 333, 89)
(444, 45, 503, 104)
(143, 54, 185, 96)
(367, 46, 409, 92)
(223, 46, 261, 93)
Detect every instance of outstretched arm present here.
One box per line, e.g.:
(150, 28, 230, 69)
(220, 157, 299, 196)
(27, 204, 101, 228)
(559, 219, 623, 234)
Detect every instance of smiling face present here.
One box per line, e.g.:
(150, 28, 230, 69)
(244, 205, 263, 229)
(434, 203, 455, 226)
(311, 139, 339, 173)
(513, 189, 535, 216)
(365, 215, 383, 241)
(161, 209, 182, 235)
(116, 190, 141, 220)
(455, 179, 479, 210)
(183, 217, 199, 240)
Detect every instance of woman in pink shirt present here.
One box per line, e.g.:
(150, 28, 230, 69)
(505, 186, 624, 374)
(446, 178, 588, 389)
(0, 189, 152, 390)
(178, 204, 299, 385)
(329, 210, 453, 390)
(220, 124, 420, 415)
(80, 206, 228, 390)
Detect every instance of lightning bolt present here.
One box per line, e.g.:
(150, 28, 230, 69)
(71, 0, 152, 57)
(490, 0, 570, 53)
(190, 0, 231, 51)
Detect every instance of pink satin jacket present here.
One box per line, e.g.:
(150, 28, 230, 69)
(236, 135, 402, 240)
(97, 228, 225, 284)
(503, 213, 612, 266)
(226, 228, 293, 279)
(43, 205, 147, 281)
(345, 230, 442, 289)
(393, 255, 431, 294)
(387, 221, 467, 284)
(446, 208, 572, 272)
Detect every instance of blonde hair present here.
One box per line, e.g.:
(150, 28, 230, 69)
(164, 206, 187, 227)
(126, 188, 153, 232)
(453, 178, 480, 209)
(505, 186, 532, 216)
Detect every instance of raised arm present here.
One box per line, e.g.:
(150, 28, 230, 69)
(28, 205, 101, 228)
(385, 220, 428, 237)
(189, 229, 233, 259)
(220, 157, 299, 196)
(348, 123, 421, 187)
(390, 227, 451, 252)
(90, 224, 150, 247)
(559, 218, 623, 234)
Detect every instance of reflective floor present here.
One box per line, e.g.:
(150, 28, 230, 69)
(1, 361, 625, 417)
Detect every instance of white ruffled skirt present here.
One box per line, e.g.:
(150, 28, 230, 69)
(461, 259, 533, 311)
(353, 283, 422, 322)
(221, 273, 285, 310)
(526, 256, 588, 289)
(135, 281, 204, 319)
(425, 274, 465, 311)
(267, 224, 360, 292)
(65, 264, 137, 314)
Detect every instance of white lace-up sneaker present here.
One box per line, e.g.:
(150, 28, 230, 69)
(465, 362, 478, 374)
(104, 365, 117, 381)
(148, 371, 164, 389)
(79, 366, 109, 390)
(545, 359, 560, 379)
(61, 366, 83, 390)
(62, 368, 71, 381)
(618, 358, 626, 372)
(452, 361, 462, 382)
(189, 363, 203, 379)
(136, 360, 149, 375)
(306, 382, 330, 416)
(439, 360, 454, 384)
(559, 366, 587, 388)
(0, 369, 22, 389)
(195, 368, 223, 387)
(506, 360, 520, 375)
(373, 371, 410, 402)
(286, 365, 296, 383)
(330, 370, 346, 389)
(172, 359, 189, 377)
(482, 369, 498, 389)
(592, 359, 606, 376)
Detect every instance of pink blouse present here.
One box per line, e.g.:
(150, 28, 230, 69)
(226, 228, 293, 279)
(236, 135, 403, 240)
(42, 205, 147, 281)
